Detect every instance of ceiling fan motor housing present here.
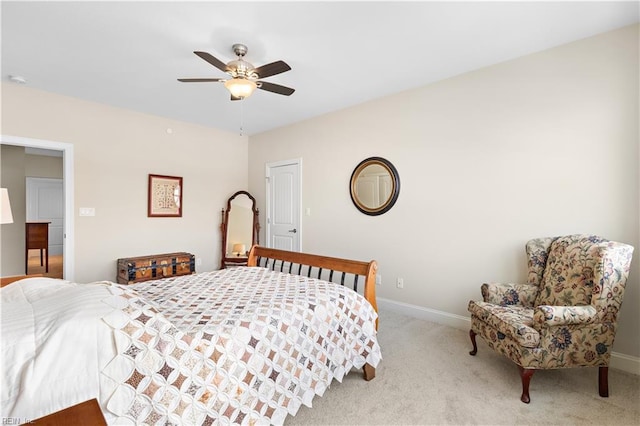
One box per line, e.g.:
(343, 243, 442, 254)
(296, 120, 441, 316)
(227, 59, 257, 79)
(228, 44, 258, 79)
(232, 43, 248, 57)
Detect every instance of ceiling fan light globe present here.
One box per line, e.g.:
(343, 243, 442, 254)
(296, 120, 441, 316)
(224, 78, 257, 99)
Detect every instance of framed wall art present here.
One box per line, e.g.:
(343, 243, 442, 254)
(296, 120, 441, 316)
(148, 174, 183, 217)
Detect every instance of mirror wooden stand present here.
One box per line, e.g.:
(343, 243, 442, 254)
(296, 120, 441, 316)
(220, 190, 260, 269)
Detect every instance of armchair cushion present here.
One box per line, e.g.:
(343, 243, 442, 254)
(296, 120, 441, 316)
(481, 282, 538, 307)
(536, 235, 605, 306)
(468, 301, 539, 348)
(533, 305, 598, 328)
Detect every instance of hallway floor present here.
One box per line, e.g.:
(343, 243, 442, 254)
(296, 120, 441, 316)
(27, 252, 63, 279)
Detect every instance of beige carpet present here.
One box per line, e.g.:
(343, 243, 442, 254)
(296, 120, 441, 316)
(286, 309, 640, 425)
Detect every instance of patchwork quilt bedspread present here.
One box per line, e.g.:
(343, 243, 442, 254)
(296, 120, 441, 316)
(101, 267, 381, 425)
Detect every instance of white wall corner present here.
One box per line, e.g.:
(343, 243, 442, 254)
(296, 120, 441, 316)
(377, 297, 640, 376)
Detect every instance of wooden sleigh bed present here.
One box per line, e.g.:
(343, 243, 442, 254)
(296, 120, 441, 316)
(1, 245, 380, 425)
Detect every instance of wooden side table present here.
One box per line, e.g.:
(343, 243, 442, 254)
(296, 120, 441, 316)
(25, 222, 50, 274)
(223, 256, 249, 268)
(31, 398, 106, 425)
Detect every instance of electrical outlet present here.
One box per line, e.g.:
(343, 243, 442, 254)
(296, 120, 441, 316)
(376, 274, 382, 285)
(396, 277, 404, 289)
(196, 258, 202, 266)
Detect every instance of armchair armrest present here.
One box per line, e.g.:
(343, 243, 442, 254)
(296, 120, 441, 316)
(533, 305, 598, 329)
(481, 282, 538, 307)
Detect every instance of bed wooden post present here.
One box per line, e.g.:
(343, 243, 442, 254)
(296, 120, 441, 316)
(363, 363, 376, 381)
(364, 260, 378, 329)
(247, 245, 260, 267)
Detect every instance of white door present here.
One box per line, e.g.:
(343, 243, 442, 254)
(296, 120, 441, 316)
(356, 172, 392, 209)
(26, 177, 64, 256)
(266, 159, 301, 251)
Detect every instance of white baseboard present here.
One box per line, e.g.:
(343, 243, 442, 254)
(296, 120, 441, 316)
(610, 351, 640, 375)
(377, 297, 640, 376)
(378, 297, 471, 331)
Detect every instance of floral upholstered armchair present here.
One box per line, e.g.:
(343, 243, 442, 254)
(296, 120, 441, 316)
(467, 235, 634, 403)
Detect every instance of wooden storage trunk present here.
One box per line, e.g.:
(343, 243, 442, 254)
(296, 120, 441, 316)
(117, 252, 195, 284)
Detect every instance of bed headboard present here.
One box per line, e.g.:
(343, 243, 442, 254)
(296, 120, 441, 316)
(247, 245, 378, 315)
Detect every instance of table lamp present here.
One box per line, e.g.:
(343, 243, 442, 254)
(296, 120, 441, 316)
(1, 188, 14, 224)
(232, 243, 246, 257)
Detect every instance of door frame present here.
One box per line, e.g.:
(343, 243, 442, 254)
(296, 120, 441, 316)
(1, 134, 75, 281)
(265, 158, 302, 251)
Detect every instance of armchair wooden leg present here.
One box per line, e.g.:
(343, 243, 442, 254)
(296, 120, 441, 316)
(469, 330, 478, 356)
(599, 366, 609, 397)
(518, 366, 535, 404)
(363, 363, 375, 381)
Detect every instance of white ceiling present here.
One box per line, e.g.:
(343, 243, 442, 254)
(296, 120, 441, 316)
(2, 2, 638, 136)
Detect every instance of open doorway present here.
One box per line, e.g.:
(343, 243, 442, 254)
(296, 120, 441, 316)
(0, 135, 74, 281)
(26, 176, 64, 278)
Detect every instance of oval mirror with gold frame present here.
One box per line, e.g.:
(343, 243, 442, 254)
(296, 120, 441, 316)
(350, 157, 400, 216)
(220, 190, 260, 269)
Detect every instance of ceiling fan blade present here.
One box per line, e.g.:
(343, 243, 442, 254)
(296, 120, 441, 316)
(253, 61, 291, 79)
(194, 51, 228, 73)
(258, 81, 295, 96)
(177, 78, 224, 82)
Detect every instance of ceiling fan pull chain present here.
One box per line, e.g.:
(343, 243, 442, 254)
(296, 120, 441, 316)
(239, 99, 244, 136)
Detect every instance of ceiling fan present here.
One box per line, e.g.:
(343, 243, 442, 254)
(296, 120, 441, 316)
(178, 43, 294, 101)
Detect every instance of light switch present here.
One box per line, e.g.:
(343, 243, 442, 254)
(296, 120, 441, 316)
(305, 207, 311, 216)
(79, 207, 95, 216)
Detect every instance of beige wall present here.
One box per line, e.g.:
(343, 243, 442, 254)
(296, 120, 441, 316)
(25, 153, 63, 178)
(2, 84, 248, 282)
(1, 146, 28, 276)
(248, 25, 640, 357)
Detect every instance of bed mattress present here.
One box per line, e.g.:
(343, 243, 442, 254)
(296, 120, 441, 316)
(1, 267, 381, 425)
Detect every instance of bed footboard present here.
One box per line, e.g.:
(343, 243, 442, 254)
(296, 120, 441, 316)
(247, 245, 378, 380)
